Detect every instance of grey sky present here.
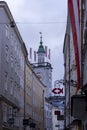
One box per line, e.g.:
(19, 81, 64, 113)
(3, 0, 67, 86)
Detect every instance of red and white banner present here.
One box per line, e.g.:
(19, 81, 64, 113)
(29, 48, 32, 59)
(45, 46, 47, 57)
(48, 49, 51, 60)
(34, 51, 36, 62)
(68, 0, 81, 89)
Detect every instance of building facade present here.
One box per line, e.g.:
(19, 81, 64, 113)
(63, 0, 87, 130)
(24, 60, 33, 130)
(52, 106, 64, 130)
(32, 71, 45, 130)
(0, 1, 45, 130)
(63, 11, 78, 129)
(51, 80, 65, 130)
(81, 0, 87, 129)
(0, 1, 28, 130)
(25, 60, 45, 130)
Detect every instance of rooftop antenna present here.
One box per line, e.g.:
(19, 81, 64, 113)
(39, 32, 43, 44)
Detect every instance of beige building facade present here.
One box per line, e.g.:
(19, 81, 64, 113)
(25, 60, 45, 130)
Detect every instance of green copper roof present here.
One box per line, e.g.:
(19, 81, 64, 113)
(37, 33, 45, 53)
(38, 43, 45, 53)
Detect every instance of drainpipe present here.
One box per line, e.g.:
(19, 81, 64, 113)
(24, 58, 26, 130)
(32, 72, 34, 130)
(81, 0, 83, 89)
(68, 34, 71, 129)
(64, 59, 66, 129)
(43, 90, 45, 130)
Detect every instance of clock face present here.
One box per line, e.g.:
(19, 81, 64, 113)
(37, 72, 43, 81)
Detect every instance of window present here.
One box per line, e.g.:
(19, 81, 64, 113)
(10, 53, 14, 68)
(5, 45, 9, 62)
(11, 32, 14, 48)
(10, 78, 13, 95)
(3, 103, 7, 122)
(4, 72, 8, 91)
(8, 106, 12, 118)
(15, 58, 17, 72)
(5, 24, 9, 39)
(16, 61, 18, 72)
(14, 40, 17, 52)
(14, 82, 16, 98)
(14, 82, 17, 98)
(17, 62, 20, 73)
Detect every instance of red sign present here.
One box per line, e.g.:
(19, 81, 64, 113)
(52, 88, 63, 94)
(54, 110, 60, 115)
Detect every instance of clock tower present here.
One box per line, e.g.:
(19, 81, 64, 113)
(32, 33, 53, 130)
(32, 33, 52, 97)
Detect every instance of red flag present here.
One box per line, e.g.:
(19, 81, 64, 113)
(48, 49, 51, 60)
(68, 0, 81, 89)
(34, 51, 36, 62)
(45, 46, 47, 57)
(30, 48, 32, 59)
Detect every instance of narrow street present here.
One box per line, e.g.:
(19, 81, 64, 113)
(0, 0, 87, 130)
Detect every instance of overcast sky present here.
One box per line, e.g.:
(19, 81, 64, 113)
(3, 0, 67, 86)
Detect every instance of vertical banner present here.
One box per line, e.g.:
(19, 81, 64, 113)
(34, 51, 36, 62)
(30, 48, 32, 59)
(45, 46, 47, 57)
(68, 0, 81, 89)
(48, 49, 51, 60)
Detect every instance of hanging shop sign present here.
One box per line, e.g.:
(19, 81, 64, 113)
(52, 88, 63, 94)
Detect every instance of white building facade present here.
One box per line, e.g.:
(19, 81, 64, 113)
(0, 1, 28, 130)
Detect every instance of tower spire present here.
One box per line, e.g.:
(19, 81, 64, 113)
(37, 32, 45, 53)
(37, 32, 45, 63)
(39, 32, 43, 45)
